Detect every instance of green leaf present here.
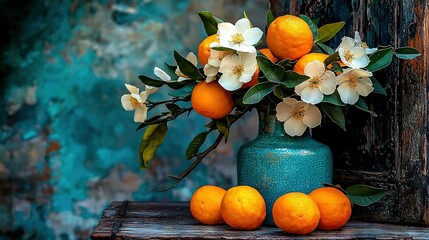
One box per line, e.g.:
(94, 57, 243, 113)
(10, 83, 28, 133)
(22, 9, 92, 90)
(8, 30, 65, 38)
(317, 42, 335, 55)
(371, 78, 387, 96)
(346, 184, 388, 207)
(186, 131, 208, 160)
(257, 56, 308, 87)
(211, 46, 237, 52)
(257, 56, 286, 83)
(198, 11, 222, 36)
(312, 17, 320, 26)
(366, 48, 393, 72)
(173, 51, 204, 80)
(311, 43, 323, 53)
(319, 103, 346, 130)
(299, 14, 318, 41)
(315, 22, 345, 43)
(324, 52, 340, 65)
(165, 103, 181, 113)
(138, 75, 165, 87)
(322, 91, 345, 106)
(242, 82, 277, 105)
(282, 71, 309, 88)
(243, 11, 253, 28)
(394, 47, 421, 59)
(276, 59, 292, 69)
(331, 61, 343, 73)
(139, 123, 168, 168)
(168, 83, 196, 97)
(163, 64, 178, 80)
(216, 119, 230, 143)
(273, 86, 288, 99)
(354, 98, 377, 117)
(266, 9, 274, 28)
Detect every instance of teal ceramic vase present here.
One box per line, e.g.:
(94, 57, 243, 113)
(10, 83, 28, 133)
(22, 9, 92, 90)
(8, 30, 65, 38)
(237, 109, 333, 225)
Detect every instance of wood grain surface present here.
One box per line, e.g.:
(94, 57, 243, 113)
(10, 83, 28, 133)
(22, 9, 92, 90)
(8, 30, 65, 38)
(269, 0, 429, 225)
(90, 201, 429, 240)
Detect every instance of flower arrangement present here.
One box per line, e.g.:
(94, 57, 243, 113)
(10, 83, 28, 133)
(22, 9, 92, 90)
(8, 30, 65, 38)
(121, 11, 420, 189)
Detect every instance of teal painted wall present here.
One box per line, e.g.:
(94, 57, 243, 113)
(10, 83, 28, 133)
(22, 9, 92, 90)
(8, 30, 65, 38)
(0, 0, 265, 239)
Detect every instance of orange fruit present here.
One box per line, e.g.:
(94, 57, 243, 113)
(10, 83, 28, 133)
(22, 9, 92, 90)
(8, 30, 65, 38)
(272, 192, 320, 235)
(220, 186, 266, 230)
(293, 53, 329, 74)
(259, 48, 278, 63)
(267, 15, 313, 60)
(191, 81, 234, 119)
(198, 34, 219, 66)
(190, 185, 226, 225)
(309, 187, 352, 230)
(241, 65, 259, 88)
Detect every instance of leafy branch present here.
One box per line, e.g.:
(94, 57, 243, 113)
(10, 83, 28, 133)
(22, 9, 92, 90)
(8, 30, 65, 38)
(158, 107, 251, 191)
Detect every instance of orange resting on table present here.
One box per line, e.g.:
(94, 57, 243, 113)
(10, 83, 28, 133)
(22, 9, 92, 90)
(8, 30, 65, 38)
(309, 187, 352, 230)
(272, 192, 321, 235)
(190, 185, 226, 225)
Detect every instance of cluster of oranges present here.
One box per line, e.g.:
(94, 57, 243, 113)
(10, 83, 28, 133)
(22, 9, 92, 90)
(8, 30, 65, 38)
(190, 185, 352, 235)
(191, 14, 332, 120)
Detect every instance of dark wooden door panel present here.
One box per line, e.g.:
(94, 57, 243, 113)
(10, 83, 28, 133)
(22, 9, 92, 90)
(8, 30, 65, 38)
(269, 0, 429, 225)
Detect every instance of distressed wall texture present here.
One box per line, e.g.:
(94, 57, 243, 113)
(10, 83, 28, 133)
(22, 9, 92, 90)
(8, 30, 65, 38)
(0, 0, 266, 239)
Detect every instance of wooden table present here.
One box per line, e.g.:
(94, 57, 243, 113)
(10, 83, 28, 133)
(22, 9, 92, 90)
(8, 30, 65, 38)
(90, 201, 429, 239)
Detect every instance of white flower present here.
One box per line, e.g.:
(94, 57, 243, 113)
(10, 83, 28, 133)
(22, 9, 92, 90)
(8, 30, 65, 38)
(218, 18, 263, 53)
(175, 52, 198, 81)
(337, 68, 374, 105)
(338, 37, 370, 69)
(218, 51, 257, 91)
(203, 42, 231, 83)
(147, 67, 172, 94)
(295, 60, 336, 104)
(353, 31, 378, 54)
(121, 84, 148, 123)
(276, 98, 322, 137)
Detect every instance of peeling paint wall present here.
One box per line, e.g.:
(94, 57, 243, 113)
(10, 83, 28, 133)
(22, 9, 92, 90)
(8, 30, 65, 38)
(0, 0, 264, 239)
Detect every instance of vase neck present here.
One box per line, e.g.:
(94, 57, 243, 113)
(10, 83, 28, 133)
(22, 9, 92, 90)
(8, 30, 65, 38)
(257, 108, 308, 139)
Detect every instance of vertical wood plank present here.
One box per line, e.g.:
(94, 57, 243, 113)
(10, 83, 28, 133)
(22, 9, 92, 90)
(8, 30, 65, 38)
(271, 0, 429, 225)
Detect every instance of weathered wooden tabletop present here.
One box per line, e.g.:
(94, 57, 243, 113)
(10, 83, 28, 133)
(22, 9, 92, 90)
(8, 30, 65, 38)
(90, 201, 429, 239)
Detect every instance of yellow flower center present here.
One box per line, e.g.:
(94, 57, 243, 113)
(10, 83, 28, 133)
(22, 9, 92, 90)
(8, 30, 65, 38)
(231, 33, 245, 44)
(292, 106, 305, 120)
(344, 50, 354, 62)
(361, 42, 368, 49)
(232, 64, 245, 77)
(130, 97, 140, 108)
(346, 76, 357, 88)
(309, 76, 322, 88)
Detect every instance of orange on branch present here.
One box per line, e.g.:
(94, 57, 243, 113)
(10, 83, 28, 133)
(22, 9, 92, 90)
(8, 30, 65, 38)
(191, 81, 234, 119)
(294, 53, 329, 74)
(267, 15, 313, 61)
(259, 48, 279, 63)
(198, 34, 219, 66)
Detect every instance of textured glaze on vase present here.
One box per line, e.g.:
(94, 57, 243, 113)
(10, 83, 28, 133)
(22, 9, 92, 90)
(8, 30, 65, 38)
(237, 110, 333, 225)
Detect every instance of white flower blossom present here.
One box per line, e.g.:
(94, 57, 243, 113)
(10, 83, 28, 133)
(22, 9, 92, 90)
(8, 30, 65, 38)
(295, 60, 336, 104)
(218, 18, 263, 53)
(203, 42, 231, 83)
(121, 84, 148, 123)
(147, 67, 172, 94)
(353, 31, 378, 54)
(176, 52, 198, 81)
(337, 68, 374, 105)
(218, 51, 257, 91)
(338, 37, 370, 69)
(276, 98, 322, 137)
